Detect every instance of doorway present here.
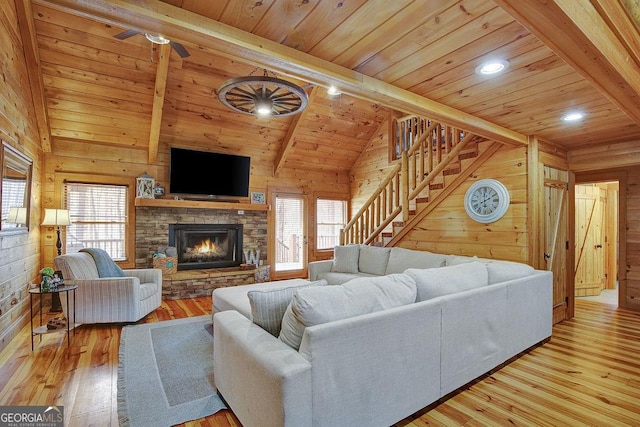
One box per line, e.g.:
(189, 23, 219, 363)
(574, 181, 619, 305)
(270, 192, 308, 280)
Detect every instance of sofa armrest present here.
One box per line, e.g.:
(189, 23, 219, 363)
(213, 311, 312, 427)
(308, 260, 333, 281)
(126, 268, 162, 285)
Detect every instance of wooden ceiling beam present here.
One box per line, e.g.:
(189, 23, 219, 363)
(16, 0, 52, 152)
(494, 0, 640, 126)
(273, 86, 319, 177)
(38, 0, 528, 147)
(595, 0, 640, 68)
(148, 43, 171, 164)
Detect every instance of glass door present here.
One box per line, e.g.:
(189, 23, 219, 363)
(270, 192, 307, 280)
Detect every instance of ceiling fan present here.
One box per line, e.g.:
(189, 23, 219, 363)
(113, 29, 190, 58)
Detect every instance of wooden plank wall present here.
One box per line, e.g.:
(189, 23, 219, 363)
(0, 0, 43, 352)
(397, 145, 529, 261)
(350, 115, 394, 215)
(42, 141, 351, 269)
(351, 136, 529, 262)
(570, 141, 640, 311)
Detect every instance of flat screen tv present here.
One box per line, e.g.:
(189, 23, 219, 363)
(169, 147, 250, 198)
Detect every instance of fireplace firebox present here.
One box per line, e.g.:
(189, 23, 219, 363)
(168, 224, 243, 270)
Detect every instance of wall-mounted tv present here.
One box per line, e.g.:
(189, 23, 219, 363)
(169, 147, 250, 198)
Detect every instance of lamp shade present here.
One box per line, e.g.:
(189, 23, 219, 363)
(6, 207, 27, 225)
(41, 209, 71, 226)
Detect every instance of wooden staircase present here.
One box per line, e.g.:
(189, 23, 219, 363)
(341, 114, 501, 246)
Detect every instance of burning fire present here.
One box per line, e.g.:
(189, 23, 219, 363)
(194, 238, 220, 255)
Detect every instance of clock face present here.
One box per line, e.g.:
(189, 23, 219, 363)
(464, 179, 510, 223)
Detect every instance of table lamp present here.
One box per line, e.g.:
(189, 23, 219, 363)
(6, 207, 27, 226)
(41, 209, 71, 313)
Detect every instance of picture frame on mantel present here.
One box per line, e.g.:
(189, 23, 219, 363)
(250, 192, 265, 204)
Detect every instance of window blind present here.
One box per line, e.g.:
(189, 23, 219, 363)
(64, 183, 128, 260)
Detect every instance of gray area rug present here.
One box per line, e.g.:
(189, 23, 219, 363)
(117, 315, 227, 426)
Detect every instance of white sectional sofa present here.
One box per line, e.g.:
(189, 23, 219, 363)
(212, 247, 553, 427)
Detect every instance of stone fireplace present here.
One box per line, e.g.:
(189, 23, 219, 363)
(135, 205, 268, 299)
(169, 223, 243, 270)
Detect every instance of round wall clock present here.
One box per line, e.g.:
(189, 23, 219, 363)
(464, 179, 510, 223)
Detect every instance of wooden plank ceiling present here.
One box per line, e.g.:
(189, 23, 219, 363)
(28, 0, 640, 174)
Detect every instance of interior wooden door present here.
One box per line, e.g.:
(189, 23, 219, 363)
(543, 166, 569, 324)
(574, 185, 606, 296)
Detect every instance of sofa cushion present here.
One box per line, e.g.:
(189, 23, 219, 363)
(385, 247, 447, 274)
(317, 271, 376, 286)
(485, 261, 535, 284)
(359, 245, 392, 275)
(405, 262, 489, 301)
(331, 245, 360, 273)
(248, 280, 328, 336)
(139, 282, 158, 300)
(444, 255, 535, 284)
(279, 274, 417, 350)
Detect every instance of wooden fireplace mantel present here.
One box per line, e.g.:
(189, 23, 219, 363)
(135, 197, 268, 211)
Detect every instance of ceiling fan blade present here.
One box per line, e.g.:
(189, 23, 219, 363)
(170, 41, 190, 58)
(113, 29, 140, 40)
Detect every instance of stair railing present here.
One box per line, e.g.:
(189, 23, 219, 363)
(341, 115, 478, 245)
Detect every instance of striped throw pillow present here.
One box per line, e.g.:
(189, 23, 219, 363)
(248, 280, 328, 336)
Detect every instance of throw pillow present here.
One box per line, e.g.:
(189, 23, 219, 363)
(405, 261, 489, 302)
(331, 244, 360, 274)
(358, 245, 392, 275)
(279, 274, 417, 350)
(485, 261, 534, 284)
(248, 280, 328, 336)
(385, 247, 446, 274)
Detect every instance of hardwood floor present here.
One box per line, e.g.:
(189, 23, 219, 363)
(1, 298, 638, 426)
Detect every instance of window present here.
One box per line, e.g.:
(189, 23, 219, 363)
(316, 198, 346, 250)
(64, 183, 128, 260)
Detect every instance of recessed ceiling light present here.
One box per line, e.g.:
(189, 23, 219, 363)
(562, 112, 585, 122)
(475, 60, 510, 76)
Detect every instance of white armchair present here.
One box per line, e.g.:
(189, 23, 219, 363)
(54, 252, 162, 324)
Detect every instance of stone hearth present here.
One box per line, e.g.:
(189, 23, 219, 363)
(160, 265, 270, 300)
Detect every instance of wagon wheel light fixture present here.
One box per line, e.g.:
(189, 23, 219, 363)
(217, 69, 309, 117)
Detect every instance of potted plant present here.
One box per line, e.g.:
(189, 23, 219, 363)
(40, 267, 55, 291)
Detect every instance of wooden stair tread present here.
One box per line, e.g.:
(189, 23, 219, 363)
(458, 151, 478, 160)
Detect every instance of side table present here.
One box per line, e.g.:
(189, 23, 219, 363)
(29, 284, 78, 350)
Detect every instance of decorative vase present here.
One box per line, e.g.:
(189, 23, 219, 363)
(41, 275, 52, 292)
